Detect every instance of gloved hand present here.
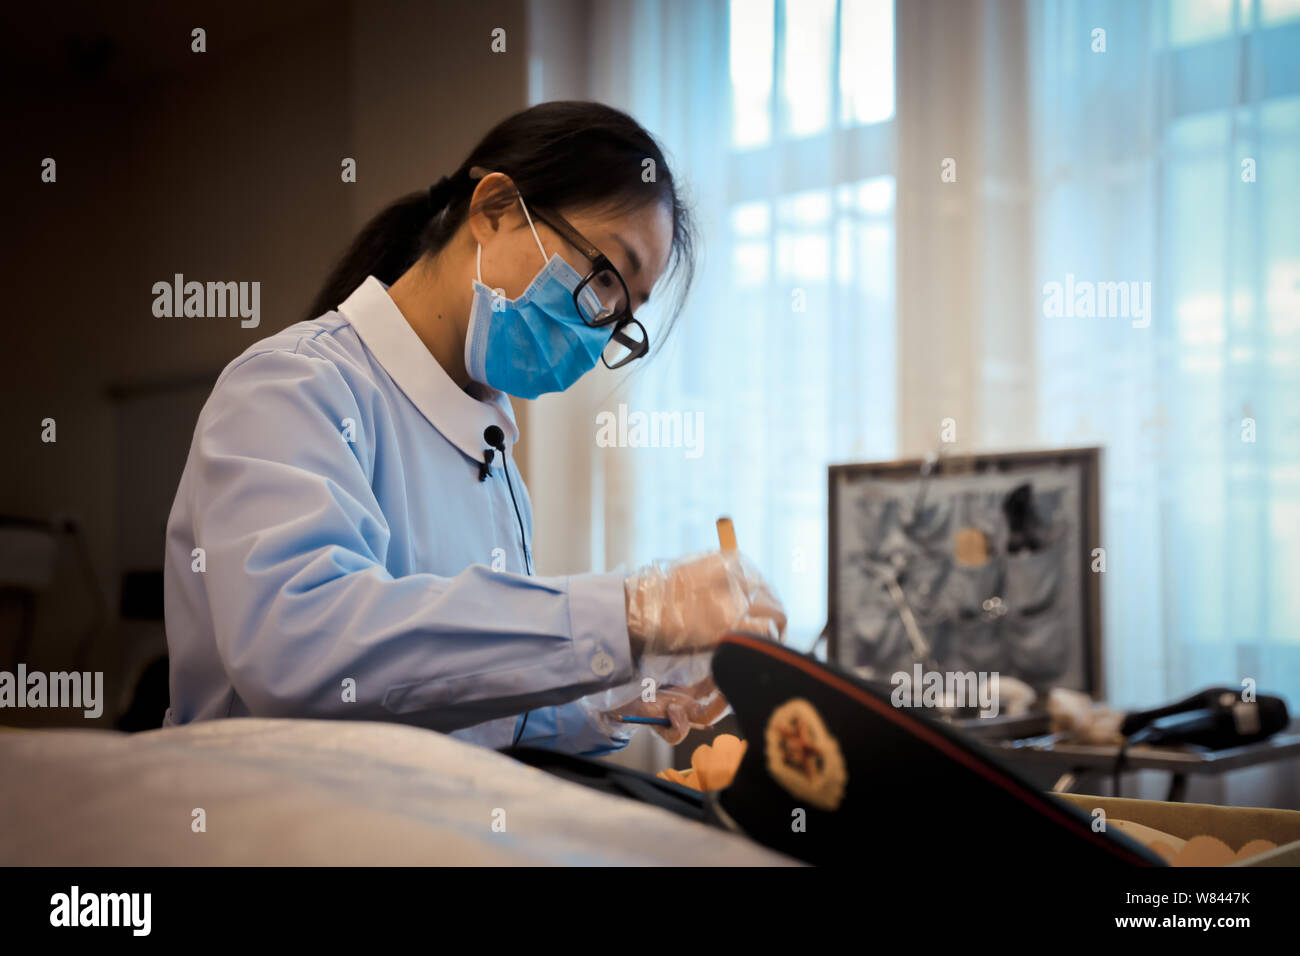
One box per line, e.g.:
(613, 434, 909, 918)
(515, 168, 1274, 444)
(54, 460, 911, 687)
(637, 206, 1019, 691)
(594, 675, 732, 746)
(625, 549, 787, 659)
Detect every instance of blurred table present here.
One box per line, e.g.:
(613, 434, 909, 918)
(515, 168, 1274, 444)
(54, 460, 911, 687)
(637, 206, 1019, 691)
(984, 723, 1300, 802)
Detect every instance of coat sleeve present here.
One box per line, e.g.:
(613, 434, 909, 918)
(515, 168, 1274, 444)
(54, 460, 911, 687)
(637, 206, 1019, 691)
(186, 348, 634, 731)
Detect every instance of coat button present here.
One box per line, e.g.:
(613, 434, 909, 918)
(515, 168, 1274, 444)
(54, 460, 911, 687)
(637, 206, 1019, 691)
(590, 652, 615, 677)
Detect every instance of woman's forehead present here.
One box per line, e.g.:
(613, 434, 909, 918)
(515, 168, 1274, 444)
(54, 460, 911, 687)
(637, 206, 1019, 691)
(565, 200, 673, 282)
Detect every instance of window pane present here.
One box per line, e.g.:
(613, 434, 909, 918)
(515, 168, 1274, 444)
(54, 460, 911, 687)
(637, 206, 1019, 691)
(839, 0, 895, 124)
(731, 200, 772, 288)
(777, 188, 831, 229)
(1169, 0, 1235, 46)
(730, 0, 775, 147)
(776, 189, 831, 281)
(781, 0, 836, 137)
(733, 241, 771, 288)
(1261, 0, 1300, 27)
(731, 200, 771, 238)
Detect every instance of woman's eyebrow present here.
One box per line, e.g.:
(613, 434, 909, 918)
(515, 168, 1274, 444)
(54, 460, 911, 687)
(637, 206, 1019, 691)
(611, 232, 643, 276)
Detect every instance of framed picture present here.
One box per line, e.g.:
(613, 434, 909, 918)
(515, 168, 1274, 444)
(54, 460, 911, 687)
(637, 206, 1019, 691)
(827, 447, 1103, 698)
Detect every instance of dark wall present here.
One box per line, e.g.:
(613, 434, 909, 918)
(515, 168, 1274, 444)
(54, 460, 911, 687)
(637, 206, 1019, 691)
(0, 0, 529, 725)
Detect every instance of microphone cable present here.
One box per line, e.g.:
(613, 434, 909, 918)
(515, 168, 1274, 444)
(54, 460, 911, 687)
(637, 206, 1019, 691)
(483, 425, 533, 746)
(483, 426, 531, 576)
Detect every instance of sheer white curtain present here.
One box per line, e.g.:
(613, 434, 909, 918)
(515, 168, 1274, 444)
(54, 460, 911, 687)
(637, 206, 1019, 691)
(528, 0, 899, 652)
(526, 0, 1300, 713)
(1027, 0, 1300, 709)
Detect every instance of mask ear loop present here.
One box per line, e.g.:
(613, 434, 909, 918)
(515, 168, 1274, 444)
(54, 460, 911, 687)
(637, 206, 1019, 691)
(515, 195, 549, 263)
(475, 194, 549, 285)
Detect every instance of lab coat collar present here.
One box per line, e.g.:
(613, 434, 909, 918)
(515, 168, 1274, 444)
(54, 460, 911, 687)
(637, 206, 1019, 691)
(338, 276, 519, 462)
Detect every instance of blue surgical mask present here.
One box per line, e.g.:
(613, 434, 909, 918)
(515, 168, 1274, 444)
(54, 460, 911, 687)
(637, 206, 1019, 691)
(464, 198, 610, 399)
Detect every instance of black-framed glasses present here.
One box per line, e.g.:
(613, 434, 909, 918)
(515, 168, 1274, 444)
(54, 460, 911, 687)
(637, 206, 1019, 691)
(523, 205, 650, 370)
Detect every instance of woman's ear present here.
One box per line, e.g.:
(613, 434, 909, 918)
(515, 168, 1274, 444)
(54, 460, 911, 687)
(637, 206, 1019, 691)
(466, 172, 521, 246)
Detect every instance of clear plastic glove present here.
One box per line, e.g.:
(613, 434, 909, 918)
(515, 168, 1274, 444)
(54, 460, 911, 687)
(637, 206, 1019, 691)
(625, 549, 787, 658)
(591, 675, 732, 746)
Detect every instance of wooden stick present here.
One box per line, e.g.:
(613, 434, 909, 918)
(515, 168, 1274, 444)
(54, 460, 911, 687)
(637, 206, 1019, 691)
(716, 516, 737, 553)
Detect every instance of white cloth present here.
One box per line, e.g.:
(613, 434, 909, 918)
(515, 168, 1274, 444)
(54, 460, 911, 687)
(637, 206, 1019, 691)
(0, 719, 797, 865)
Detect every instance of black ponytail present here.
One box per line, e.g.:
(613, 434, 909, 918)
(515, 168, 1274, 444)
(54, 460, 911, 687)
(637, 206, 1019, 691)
(305, 101, 697, 337)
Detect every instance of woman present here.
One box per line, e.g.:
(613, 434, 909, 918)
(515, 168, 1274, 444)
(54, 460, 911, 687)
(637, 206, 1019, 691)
(163, 101, 786, 755)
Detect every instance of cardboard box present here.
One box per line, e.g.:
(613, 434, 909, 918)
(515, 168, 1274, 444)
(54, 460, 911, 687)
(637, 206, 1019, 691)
(1056, 794, 1300, 866)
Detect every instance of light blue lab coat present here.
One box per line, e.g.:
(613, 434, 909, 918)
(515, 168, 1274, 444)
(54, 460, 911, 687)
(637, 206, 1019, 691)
(162, 276, 635, 755)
